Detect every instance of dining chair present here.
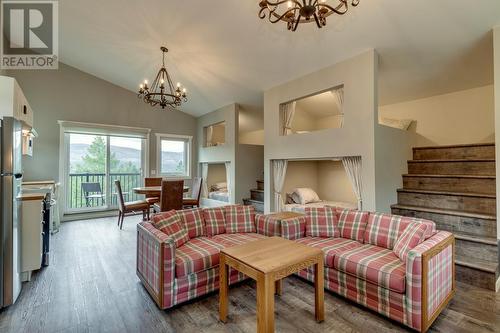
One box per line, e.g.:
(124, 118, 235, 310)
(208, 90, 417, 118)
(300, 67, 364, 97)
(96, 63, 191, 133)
(153, 180, 184, 213)
(115, 180, 150, 229)
(144, 177, 162, 206)
(183, 177, 203, 208)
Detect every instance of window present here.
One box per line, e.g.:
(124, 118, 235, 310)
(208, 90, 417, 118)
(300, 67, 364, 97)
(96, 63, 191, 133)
(156, 133, 192, 178)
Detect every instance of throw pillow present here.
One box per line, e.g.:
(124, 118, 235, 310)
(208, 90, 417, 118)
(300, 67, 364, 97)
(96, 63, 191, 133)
(225, 205, 256, 233)
(150, 210, 189, 248)
(336, 209, 369, 242)
(393, 222, 428, 261)
(203, 207, 226, 236)
(292, 188, 321, 205)
(176, 208, 205, 238)
(305, 206, 339, 238)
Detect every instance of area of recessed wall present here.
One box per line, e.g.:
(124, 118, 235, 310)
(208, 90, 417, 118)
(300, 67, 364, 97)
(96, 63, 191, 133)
(282, 160, 355, 204)
(239, 104, 264, 145)
(206, 163, 227, 189)
(204, 121, 226, 147)
(379, 85, 495, 146)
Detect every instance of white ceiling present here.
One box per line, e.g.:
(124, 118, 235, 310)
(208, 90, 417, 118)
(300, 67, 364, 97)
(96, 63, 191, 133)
(59, 0, 500, 117)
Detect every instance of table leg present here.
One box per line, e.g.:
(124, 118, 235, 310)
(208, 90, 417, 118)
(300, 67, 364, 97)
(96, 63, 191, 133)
(257, 273, 274, 333)
(219, 254, 228, 323)
(314, 257, 325, 323)
(275, 279, 282, 296)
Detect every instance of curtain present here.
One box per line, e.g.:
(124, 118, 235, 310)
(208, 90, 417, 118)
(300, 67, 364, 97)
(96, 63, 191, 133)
(206, 126, 214, 146)
(280, 101, 296, 136)
(341, 156, 363, 210)
(272, 160, 288, 212)
(332, 87, 345, 127)
(225, 162, 231, 202)
(201, 163, 209, 198)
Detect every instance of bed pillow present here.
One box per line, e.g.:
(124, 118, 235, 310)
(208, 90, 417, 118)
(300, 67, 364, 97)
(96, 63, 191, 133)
(203, 207, 226, 236)
(225, 205, 256, 233)
(292, 188, 320, 205)
(393, 222, 428, 261)
(336, 209, 369, 242)
(177, 208, 205, 238)
(305, 206, 339, 238)
(150, 210, 189, 248)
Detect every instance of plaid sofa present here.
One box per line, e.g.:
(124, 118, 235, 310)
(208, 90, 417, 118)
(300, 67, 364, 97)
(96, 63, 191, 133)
(136, 206, 282, 310)
(279, 210, 455, 333)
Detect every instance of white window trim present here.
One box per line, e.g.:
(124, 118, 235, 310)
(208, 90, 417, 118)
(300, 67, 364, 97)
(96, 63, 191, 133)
(156, 133, 193, 179)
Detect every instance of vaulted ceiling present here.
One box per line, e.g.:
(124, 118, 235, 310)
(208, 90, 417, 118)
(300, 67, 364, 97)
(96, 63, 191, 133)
(59, 0, 500, 116)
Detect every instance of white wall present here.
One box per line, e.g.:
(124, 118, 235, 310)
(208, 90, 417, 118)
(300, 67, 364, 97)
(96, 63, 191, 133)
(264, 50, 380, 213)
(379, 85, 495, 146)
(317, 160, 357, 203)
(3, 63, 198, 182)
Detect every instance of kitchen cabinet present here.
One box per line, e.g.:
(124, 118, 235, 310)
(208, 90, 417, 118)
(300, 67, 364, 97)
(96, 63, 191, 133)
(0, 76, 33, 127)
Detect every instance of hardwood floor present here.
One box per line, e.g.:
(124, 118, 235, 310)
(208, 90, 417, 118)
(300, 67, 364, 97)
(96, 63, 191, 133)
(0, 216, 499, 333)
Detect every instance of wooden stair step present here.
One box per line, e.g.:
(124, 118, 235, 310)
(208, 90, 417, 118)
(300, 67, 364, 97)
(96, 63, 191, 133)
(454, 232, 498, 263)
(391, 204, 497, 238)
(407, 159, 495, 176)
(243, 198, 264, 213)
(250, 189, 264, 201)
(402, 174, 496, 195)
(455, 254, 498, 274)
(413, 142, 495, 160)
(396, 189, 496, 215)
(454, 232, 498, 246)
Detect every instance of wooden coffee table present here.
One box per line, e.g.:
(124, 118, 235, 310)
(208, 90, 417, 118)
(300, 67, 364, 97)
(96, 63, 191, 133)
(219, 237, 324, 332)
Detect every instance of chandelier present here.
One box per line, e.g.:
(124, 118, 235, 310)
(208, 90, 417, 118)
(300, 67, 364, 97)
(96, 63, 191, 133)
(138, 46, 187, 109)
(258, 0, 359, 31)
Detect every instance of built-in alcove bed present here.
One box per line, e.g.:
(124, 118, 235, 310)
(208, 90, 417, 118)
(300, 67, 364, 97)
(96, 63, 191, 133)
(200, 162, 230, 204)
(272, 157, 362, 213)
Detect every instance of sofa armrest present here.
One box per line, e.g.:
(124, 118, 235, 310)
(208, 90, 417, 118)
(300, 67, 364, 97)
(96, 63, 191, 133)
(255, 213, 282, 236)
(406, 231, 455, 332)
(280, 215, 306, 240)
(137, 222, 176, 309)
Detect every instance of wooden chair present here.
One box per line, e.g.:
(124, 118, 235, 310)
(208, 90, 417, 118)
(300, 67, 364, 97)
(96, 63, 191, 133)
(144, 177, 162, 206)
(153, 180, 184, 213)
(183, 177, 203, 208)
(115, 180, 149, 230)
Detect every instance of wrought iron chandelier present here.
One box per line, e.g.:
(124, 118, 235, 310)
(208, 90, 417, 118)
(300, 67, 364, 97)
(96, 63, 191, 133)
(258, 0, 359, 31)
(138, 46, 187, 109)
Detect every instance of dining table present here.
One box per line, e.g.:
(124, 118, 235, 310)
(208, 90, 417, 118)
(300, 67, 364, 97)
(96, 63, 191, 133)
(132, 185, 189, 197)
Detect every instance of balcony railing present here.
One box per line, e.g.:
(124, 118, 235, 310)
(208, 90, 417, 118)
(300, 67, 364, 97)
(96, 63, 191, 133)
(67, 172, 142, 209)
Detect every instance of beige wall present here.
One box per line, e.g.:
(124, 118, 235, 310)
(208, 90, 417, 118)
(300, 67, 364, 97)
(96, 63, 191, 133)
(239, 104, 264, 145)
(207, 163, 227, 189)
(494, 27, 500, 241)
(3, 63, 197, 183)
(282, 161, 318, 196)
(317, 161, 356, 203)
(264, 50, 380, 213)
(379, 85, 495, 146)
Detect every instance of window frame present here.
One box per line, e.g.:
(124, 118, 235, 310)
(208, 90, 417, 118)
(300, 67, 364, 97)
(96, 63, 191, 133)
(156, 133, 192, 179)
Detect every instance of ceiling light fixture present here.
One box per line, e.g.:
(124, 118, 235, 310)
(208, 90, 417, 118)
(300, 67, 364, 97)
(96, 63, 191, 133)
(138, 46, 187, 109)
(258, 0, 359, 31)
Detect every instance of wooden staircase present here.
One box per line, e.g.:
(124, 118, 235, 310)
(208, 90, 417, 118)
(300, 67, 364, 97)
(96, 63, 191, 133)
(391, 143, 499, 291)
(243, 180, 264, 213)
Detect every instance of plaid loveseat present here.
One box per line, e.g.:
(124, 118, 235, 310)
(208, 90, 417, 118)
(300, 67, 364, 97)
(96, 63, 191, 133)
(272, 209, 455, 333)
(136, 205, 286, 310)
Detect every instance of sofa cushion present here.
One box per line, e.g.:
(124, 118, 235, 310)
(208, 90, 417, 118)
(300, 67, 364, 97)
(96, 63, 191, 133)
(175, 237, 224, 277)
(295, 237, 364, 268)
(364, 213, 413, 250)
(305, 206, 339, 238)
(225, 205, 256, 233)
(211, 233, 266, 248)
(177, 208, 205, 238)
(334, 244, 406, 293)
(393, 222, 427, 261)
(336, 209, 369, 242)
(151, 210, 189, 248)
(203, 207, 226, 236)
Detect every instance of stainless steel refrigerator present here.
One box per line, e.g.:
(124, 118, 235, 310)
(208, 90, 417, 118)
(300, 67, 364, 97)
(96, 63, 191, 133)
(0, 117, 23, 308)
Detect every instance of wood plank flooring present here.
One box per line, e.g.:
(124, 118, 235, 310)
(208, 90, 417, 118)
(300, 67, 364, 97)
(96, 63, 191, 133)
(0, 216, 499, 333)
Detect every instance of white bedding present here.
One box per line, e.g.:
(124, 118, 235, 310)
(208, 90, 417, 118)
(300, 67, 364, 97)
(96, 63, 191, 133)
(283, 201, 357, 213)
(208, 190, 229, 202)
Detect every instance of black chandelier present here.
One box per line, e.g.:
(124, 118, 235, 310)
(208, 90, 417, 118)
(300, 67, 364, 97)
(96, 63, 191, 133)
(138, 46, 187, 109)
(258, 0, 359, 31)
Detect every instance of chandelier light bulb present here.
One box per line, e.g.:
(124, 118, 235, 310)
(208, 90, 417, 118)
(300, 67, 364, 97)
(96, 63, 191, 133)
(139, 83, 143, 89)
(144, 79, 148, 85)
(287, 1, 292, 8)
(160, 78, 165, 84)
(182, 88, 186, 93)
